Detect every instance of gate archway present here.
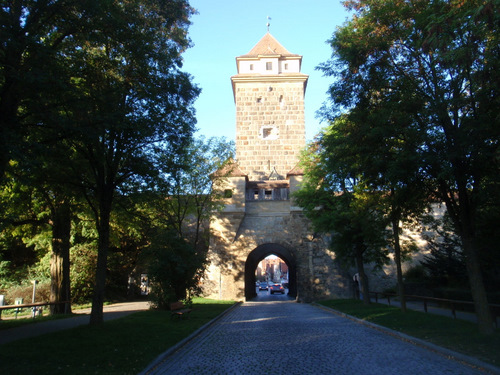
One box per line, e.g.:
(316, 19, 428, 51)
(244, 243, 297, 300)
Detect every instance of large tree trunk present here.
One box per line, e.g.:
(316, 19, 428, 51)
(391, 208, 406, 313)
(50, 201, 72, 314)
(89, 191, 113, 325)
(355, 244, 370, 305)
(462, 230, 493, 334)
(441, 181, 494, 334)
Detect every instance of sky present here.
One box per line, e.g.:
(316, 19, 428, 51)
(181, 0, 351, 142)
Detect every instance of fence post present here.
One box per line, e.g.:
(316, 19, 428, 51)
(424, 299, 428, 313)
(0, 295, 4, 320)
(451, 303, 456, 319)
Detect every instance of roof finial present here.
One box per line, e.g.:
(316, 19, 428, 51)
(267, 16, 271, 32)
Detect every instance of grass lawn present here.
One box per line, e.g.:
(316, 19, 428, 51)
(0, 298, 235, 375)
(318, 299, 500, 367)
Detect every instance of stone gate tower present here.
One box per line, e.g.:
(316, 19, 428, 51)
(232, 32, 308, 181)
(202, 33, 351, 302)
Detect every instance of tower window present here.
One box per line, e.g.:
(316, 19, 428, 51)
(284, 63, 288, 70)
(260, 126, 279, 140)
(250, 64, 254, 71)
(266, 62, 272, 70)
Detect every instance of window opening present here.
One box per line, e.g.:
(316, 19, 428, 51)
(264, 190, 273, 200)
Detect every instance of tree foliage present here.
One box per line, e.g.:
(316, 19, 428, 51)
(1, 1, 200, 324)
(319, 0, 499, 333)
(295, 123, 390, 304)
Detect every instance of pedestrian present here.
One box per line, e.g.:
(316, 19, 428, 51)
(353, 273, 362, 299)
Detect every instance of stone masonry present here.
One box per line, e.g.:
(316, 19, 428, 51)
(234, 81, 306, 181)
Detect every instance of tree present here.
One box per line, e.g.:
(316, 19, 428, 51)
(320, 0, 499, 333)
(56, 1, 199, 325)
(1, 1, 113, 316)
(295, 127, 390, 305)
(0, 0, 92, 183)
(321, 91, 429, 312)
(0, 161, 73, 314)
(145, 230, 206, 308)
(421, 213, 468, 289)
(157, 136, 235, 250)
(139, 136, 234, 306)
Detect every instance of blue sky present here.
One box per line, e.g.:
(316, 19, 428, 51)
(182, 0, 351, 142)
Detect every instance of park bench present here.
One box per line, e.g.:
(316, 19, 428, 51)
(169, 301, 192, 319)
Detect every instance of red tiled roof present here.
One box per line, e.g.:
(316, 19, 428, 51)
(212, 158, 248, 178)
(287, 164, 304, 177)
(239, 33, 300, 58)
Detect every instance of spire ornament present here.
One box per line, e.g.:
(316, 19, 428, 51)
(267, 16, 271, 32)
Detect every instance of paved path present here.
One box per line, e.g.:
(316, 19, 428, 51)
(0, 301, 149, 345)
(142, 300, 495, 375)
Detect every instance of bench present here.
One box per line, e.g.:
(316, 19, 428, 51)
(169, 301, 193, 319)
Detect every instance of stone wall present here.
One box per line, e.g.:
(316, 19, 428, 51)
(203, 200, 352, 302)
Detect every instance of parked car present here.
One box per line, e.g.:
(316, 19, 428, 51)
(270, 283, 285, 294)
(259, 282, 269, 291)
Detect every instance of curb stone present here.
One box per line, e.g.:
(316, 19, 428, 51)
(139, 302, 242, 375)
(312, 302, 500, 375)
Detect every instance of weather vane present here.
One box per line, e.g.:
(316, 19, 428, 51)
(267, 16, 271, 32)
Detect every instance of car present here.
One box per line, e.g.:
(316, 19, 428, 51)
(269, 283, 285, 294)
(258, 282, 268, 291)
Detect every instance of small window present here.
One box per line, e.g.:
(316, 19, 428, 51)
(264, 190, 273, 200)
(260, 126, 279, 140)
(250, 64, 254, 71)
(223, 189, 233, 198)
(253, 189, 259, 200)
(266, 62, 272, 70)
(284, 63, 288, 70)
(256, 97, 262, 103)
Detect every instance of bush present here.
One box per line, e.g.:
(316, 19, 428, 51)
(144, 231, 206, 310)
(70, 243, 97, 304)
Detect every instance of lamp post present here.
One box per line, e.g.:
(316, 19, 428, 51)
(31, 280, 38, 318)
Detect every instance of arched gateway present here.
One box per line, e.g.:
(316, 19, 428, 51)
(245, 243, 297, 300)
(201, 33, 351, 302)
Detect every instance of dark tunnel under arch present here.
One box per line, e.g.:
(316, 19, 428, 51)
(244, 243, 297, 300)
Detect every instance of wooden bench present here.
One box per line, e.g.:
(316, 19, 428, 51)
(169, 301, 193, 319)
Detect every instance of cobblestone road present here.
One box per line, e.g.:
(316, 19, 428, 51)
(143, 299, 488, 375)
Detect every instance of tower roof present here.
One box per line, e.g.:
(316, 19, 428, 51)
(239, 33, 300, 58)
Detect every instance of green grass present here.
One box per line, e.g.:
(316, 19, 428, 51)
(318, 299, 500, 367)
(0, 298, 235, 375)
